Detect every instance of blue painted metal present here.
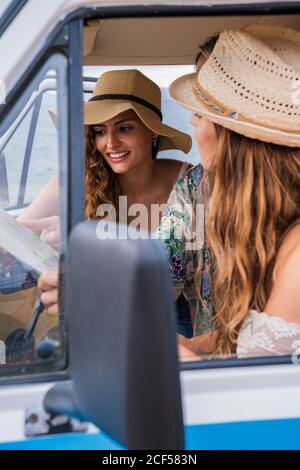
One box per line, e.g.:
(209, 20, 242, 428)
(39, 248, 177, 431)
(184, 418, 300, 450)
(0, 431, 124, 450)
(1, 418, 300, 450)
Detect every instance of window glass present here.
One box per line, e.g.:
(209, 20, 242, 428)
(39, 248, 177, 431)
(1, 78, 58, 210)
(0, 107, 33, 208)
(0, 54, 67, 371)
(83, 51, 299, 366)
(24, 80, 58, 205)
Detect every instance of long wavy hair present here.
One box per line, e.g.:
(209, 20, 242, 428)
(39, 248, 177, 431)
(85, 124, 159, 220)
(197, 128, 300, 355)
(85, 126, 120, 219)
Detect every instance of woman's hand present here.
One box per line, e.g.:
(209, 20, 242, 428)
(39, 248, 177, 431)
(38, 271, 59, 315)
(177, 341, 199, 362)
(177, 331, 217, 357)
(21, 216, 60, 250)
(177, 334, 199, 361)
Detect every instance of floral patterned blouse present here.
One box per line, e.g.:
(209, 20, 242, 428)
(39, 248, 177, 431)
(156, 164, 215, 336)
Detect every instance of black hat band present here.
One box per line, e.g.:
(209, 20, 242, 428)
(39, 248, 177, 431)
(88, 93, 162, 121)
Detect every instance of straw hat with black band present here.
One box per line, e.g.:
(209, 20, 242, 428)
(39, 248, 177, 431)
(169, 24, 300, 148)
(84, 69, 192, 154)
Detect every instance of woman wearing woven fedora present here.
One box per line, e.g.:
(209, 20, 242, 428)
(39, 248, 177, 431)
(161, 24, 300, 358)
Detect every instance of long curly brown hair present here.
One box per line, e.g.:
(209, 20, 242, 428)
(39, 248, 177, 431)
(85, 126, 120, 219)
(197, 127, 300, 355)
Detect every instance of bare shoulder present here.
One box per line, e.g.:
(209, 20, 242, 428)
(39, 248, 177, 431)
(265, 223, 300, 322)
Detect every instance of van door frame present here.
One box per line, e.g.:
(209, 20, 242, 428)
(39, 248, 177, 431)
(0, 1, 299, 386)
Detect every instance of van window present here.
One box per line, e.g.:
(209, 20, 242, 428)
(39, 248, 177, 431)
(1, 74, 58, 210)
(82, 15, 300, 368)
(0, 54, 67, 373)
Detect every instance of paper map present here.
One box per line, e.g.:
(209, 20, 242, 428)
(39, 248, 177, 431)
(0, 207, 59, 274)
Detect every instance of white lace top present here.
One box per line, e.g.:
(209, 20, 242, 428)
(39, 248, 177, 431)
(237, 310, 300, 358)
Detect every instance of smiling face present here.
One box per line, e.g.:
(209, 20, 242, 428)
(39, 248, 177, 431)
(93, 109, 154, 174)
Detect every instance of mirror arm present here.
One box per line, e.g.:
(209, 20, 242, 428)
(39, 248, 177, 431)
(44, 382, 84, 421)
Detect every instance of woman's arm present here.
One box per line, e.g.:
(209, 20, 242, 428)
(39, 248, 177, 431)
(235, 224, 300, 358)
(177, 341, 199, 361)
(17, 174, 59, 223)
(264, 225, 300, 323)
(17, 175, 60, 250)
(178, 330, 217, 356)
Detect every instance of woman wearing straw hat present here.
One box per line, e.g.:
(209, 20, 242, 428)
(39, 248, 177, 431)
(31, 70, 193, 332)
(160, 24, 300, 358)
(83, 69, 191, 227)
(19, 69, 192, 230)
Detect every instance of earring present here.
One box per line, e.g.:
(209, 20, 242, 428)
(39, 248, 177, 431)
(152, 135, 158, 148)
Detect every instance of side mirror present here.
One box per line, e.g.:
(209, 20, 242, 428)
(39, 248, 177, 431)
(45, 221, 184, 450)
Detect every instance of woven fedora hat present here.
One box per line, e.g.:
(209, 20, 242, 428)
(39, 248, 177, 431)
(84, 69, 192, 153)
(169, 24, 300, 147)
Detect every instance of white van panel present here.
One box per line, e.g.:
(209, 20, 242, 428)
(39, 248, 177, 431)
(181, 364, 300, 425)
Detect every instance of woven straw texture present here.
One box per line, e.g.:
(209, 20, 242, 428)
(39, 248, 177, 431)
(199, 25, 300, 132)
(170, 25, 300, 147)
